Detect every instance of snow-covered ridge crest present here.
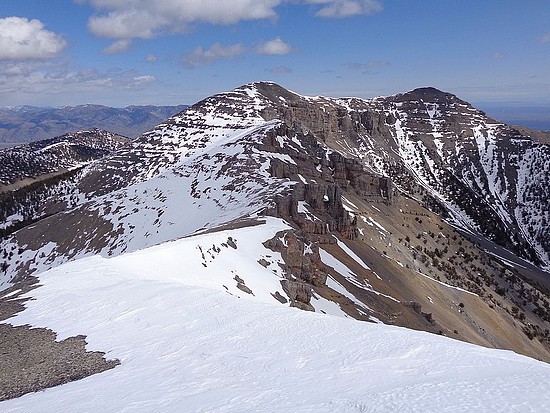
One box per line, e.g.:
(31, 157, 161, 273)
(75, 83, 275, 193)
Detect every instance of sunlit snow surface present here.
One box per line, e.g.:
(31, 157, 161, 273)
(3, 220, 550, 412)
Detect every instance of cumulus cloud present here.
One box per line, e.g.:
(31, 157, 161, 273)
(79, 0, 383, 50)
(81, 0, 280, 42)
(88, 8, 164, 40)
(182, 37, 292, 68)
(182, 43, 247, 68)
(257, 37, 292, 55)
(0, 17, 67, 60)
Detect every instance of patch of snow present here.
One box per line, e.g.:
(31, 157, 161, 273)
(320, 247, 398, 303)
(325, 275, 373, 312)
(341, 196, 358, 210)
(0, 288, 21, 299)
(335, 239, 371, 271)
(361, 216, 388, 234)
(297, 201, 320, 222)
(415, 269, 479, 297)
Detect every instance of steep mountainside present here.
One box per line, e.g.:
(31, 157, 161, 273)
(0, 104, 187, 143)
(257, 84, 549, 269)
(1, 82, 549, 371)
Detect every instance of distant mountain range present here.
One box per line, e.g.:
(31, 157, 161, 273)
(0, 104, 188, 144)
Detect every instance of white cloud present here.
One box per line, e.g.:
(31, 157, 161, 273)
(79, 1, 383, 50)
(102, 39, 132, 54)
(132, 75, 156, 85)
(145, 54, 158, 62)
(81, 0, 281, 41)
(182, 37, 292, 68)
(182, 43, 247, 68)
(0, 17, 67, 61)
(539, 32, 550, 44)
(88, 8, 164, 40)
(308, 0, 383, 18)
(257, 37, 292, 55)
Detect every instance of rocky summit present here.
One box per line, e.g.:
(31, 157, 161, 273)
(1, 82, 550, 397)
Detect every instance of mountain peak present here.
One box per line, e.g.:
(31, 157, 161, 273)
(238, 81, 304, 104)
(397, 87, 467, 105)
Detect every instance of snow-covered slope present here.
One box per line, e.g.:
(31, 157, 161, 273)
(3, 225, 550, 412)
(0, 87, 293, 285)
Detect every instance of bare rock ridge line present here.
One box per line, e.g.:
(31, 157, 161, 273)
(0, 80, 549, 401)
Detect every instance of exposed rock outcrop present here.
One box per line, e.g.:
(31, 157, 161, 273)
(264, 231, 328, 310)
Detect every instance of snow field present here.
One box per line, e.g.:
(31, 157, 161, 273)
(107, 217, 291, 304)
(3, 221, 550, 412)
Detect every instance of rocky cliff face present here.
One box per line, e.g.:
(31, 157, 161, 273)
(247, 84, 550, 270)
(1, 82, 549, 361)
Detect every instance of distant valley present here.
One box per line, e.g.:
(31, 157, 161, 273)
(0, 104, 188, 144)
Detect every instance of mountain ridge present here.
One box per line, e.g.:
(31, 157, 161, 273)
(1, 81, 549, 376)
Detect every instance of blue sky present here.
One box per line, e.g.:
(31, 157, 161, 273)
(0, 0, 549, 108)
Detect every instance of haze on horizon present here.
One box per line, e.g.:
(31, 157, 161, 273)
(0, 0, 549, 113)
